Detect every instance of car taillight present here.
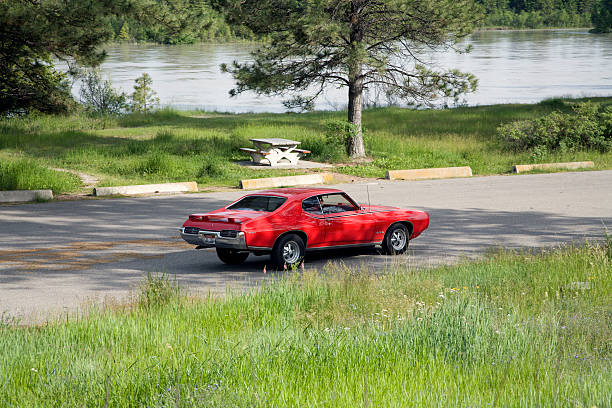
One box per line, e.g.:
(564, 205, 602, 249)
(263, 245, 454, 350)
(189, 215, 208, 222)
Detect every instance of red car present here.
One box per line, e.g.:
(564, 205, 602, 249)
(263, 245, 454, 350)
(180, 188, 429, 267)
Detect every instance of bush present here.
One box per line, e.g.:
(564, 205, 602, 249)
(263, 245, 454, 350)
(497, 102, 612, 155)
(79, 69, 127, 115)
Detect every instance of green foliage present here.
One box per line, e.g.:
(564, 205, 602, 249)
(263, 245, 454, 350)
(2, 97, 612, 191)
(0, 0, 130, 116)
(130, 73, 160, 113)
(591, 0, 612, 32)
(222, 0, 481, 157)
(79, 69, 127, 115)
(0, 159, 81, 193)
(118, 21, 131, 42)
(477, 0, 596, 28)
(1, 245, 610, 406)
(498, 102, 612, 155)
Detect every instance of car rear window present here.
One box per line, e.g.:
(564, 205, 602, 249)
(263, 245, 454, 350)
(227, 195, 287, 212)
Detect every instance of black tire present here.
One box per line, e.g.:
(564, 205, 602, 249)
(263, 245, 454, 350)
(381, 223, 410, 255)
(271, 233, 305, 269)
(216, 248, 249, 265)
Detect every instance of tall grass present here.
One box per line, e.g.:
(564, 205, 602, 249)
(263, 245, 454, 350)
(0, 159, 81, 193)
(1, 97, 612, 193)
(1, 244, 610, 407)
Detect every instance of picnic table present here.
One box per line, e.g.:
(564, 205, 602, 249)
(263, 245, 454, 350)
(240, 138, 310, 166)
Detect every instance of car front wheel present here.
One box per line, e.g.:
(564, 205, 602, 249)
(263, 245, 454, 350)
(216, 248, 249, 265)
(271, 233, 305, 269)
(381, 223, 409, 255)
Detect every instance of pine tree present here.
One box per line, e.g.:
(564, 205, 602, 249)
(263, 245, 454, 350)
(0, 0, 132, 115)
(220, 0, 481, 158)
(130, 73, 160, 113)
(118, 22, 130, 42)
(591, 0, 612, 32)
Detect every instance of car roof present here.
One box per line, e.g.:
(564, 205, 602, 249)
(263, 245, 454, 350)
(252, 187, 343, 199)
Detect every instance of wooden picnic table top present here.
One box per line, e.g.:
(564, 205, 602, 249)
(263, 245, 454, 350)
(249, 138, 301, 146)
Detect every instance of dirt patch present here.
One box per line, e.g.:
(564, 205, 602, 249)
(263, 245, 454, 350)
(0, 238, 188, 272)
(50, 168, 100, 188)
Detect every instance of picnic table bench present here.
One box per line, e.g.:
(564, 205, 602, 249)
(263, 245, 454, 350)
(240, 138, 310, 166)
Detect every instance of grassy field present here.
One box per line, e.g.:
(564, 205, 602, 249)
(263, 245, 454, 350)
(1, 96, 612, 193)
(1, 243, 610, 407)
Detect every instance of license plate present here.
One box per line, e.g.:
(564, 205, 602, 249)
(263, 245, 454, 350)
(203, 234, 215, 244)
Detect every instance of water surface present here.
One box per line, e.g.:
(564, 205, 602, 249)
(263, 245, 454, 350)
(84, 30, 612, 112)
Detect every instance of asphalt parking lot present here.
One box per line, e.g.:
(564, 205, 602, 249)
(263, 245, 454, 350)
(1, 170, 611, 321)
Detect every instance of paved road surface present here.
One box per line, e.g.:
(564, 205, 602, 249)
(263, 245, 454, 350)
(1, 171, 611, 321)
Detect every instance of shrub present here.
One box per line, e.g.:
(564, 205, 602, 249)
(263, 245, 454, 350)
(497, 102, 612, 155)
(79, 69, 127, 115)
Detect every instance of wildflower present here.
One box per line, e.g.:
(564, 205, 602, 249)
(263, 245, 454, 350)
(263, 265, 267, 274)
(475, 285, 480, 289)
(283, 263, 287, 270)
(31, 368, 38, 373)
(166, 343, 173, 351)
(300, 261, 305, 270)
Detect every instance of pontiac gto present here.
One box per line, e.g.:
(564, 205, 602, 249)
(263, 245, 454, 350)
(180, 188, 429, 268)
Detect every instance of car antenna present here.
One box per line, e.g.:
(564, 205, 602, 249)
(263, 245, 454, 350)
(365, 182, 376, 210)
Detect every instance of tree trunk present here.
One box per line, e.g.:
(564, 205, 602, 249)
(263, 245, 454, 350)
(347, 0, 365, 158)
(347, 73, 365, 158)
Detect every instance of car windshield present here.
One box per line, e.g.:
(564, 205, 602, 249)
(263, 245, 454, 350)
(227, 195, 287, 212)
(319, 193, 359, 214)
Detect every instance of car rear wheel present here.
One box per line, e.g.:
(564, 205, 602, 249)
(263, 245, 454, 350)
(271, 233, 305, 269)
(216, 248, 249, 265)
(381, 223, 409, 255)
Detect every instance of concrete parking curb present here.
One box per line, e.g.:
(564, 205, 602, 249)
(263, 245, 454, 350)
(0, 190, 53, 203)
(93, 182, 198, 196)
(513, 161, 594, 173)
(386, 166, 473, 181)
(239, 173, 334, 190)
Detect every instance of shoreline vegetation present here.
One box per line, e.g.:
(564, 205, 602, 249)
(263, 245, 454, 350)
(1, 96, 611, 194)
(1, 243, 610, 406)
(108, 4, 602, 45)
(103, 27, 606, 47)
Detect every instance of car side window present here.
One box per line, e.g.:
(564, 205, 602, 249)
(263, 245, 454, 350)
(319, 193, 359, 214)
(302, 196, 323, 214)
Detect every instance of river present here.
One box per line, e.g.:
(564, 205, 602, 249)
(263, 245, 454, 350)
(82, 29, 612, 113)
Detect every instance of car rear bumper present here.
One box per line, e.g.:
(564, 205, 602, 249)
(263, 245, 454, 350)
(180, 228, 247, 250)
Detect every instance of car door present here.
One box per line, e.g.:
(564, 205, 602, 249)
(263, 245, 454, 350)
(300, 195, 327, 247)
(320, 193, 377, 246)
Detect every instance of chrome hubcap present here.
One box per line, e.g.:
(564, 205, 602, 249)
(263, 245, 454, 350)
(390, 229, 407, 251)
(282, 241, 301, 264)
